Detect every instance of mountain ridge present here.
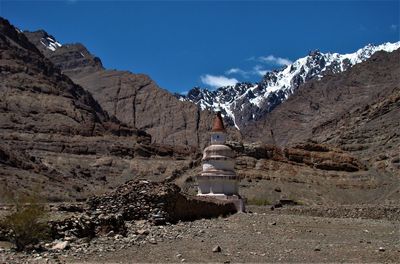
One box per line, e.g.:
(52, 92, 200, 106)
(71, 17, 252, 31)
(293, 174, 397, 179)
(178, 42, 400, 130)
(24, 29, 229, 148)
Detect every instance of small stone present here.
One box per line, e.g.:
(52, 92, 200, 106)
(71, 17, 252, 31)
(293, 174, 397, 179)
(114, 234, 123, 240)
(269, 222, 277, 226)
(314, 247, 321, 251)
(213, 245, 222, 253)
(52, 241, 70, 250)
(148, 238, 157, 244)
(181, 259, 186, 262)
(136, 229, 150, 235)
(64, 236, 75, 242)
(176, 253, 182, 258)
(378, 247, 385, 252)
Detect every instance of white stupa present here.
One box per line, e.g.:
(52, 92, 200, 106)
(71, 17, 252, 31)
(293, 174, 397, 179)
(196, 107, 244, 211)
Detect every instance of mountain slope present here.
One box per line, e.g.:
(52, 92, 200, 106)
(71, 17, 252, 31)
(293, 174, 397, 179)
(24, 30, 225, 148)
(313, 83, 400, 178)
(1, 19, 112, 137)
(179, 43, 400, 129)
(243, 49, 400, 146)
(0, 18, 195, 202)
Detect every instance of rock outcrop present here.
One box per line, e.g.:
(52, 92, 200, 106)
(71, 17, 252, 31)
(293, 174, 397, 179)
(313, 88, 400, 176)
(230, 141, 398, 205)
(178, 141, 397, 206)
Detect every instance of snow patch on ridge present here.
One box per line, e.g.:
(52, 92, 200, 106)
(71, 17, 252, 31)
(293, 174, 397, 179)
(40, 36, 62, 51)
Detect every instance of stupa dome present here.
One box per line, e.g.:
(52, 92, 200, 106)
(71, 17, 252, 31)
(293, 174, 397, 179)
(202, 144, 235, 161)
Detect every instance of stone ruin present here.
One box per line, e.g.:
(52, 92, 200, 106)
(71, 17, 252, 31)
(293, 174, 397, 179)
(49, 180, 238, 240)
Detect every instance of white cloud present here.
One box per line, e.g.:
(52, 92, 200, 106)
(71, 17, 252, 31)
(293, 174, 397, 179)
(225, 65, 269, 78)
(225, 68, 250, 77)
(201, 74, 238, 88)
(225, 68, 241, 74)
(253, 65, 268, 76)
(259, 55, 292, 66)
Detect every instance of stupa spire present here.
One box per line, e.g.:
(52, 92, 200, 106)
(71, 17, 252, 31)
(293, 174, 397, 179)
(211, 107, 225, 132)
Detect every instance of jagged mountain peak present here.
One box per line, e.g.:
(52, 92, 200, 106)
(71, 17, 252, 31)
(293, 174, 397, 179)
(24, 29, 62, 52)
(24, 30, 104, 73)
(179, 41, 400, 130)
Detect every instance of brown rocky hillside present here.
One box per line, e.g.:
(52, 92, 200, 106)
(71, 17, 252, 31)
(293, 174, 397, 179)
(24, 30, 226, 148)
(0, 18, 196, 202)
(243, 49, 399, 149)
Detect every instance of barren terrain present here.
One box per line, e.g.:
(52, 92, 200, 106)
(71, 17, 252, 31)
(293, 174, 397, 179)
(1, 205, 399, 263)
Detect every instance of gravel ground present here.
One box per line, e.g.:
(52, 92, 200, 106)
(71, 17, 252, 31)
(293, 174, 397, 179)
(1, 206, 399, 263)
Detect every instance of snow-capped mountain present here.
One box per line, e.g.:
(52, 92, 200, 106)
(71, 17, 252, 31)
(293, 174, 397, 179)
(178, 42, 400, 130)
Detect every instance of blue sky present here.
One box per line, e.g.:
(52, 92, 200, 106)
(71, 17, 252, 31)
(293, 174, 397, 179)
(1, 0, 399, 94)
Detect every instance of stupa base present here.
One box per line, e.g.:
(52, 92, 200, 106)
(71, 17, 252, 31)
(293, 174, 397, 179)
(196, 193, 245, 212)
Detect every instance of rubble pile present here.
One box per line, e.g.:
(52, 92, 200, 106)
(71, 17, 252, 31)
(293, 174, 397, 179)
(50, 180, 237, 239)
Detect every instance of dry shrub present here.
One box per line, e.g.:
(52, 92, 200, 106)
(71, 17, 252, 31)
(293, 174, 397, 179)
(246, 198, 271, 206)
(0, 190, 50, 251)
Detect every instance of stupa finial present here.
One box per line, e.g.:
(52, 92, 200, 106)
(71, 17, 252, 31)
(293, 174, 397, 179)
(211, 105, 225, 132)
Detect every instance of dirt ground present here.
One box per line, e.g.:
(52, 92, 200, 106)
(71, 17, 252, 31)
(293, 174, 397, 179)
(71, 207, 399, 263)
(1, 206, 399, 263)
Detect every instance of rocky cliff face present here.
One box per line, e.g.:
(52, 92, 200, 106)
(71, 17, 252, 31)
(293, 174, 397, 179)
(23, 30, 104, 75)
(313, 87, 400, 177)
(0, 18, 197, 202)
(24, 30, 222, 148)
(243, 49, 400, 148)
(0, 21, 124, 137)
